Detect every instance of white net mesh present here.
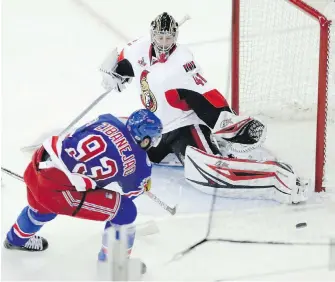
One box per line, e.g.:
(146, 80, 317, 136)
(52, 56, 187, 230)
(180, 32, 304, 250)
(238, 0, 334, 119)
(236, 0, 335, 188)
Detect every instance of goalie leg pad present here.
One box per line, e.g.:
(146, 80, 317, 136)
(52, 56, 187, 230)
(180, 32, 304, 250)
(184, 146, 309, 204)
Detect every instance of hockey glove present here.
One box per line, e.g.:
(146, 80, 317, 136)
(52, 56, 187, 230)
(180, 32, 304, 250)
(212, 111, 266, 153)
(101, 70, 132, 92)
(100, 49, 134, 92)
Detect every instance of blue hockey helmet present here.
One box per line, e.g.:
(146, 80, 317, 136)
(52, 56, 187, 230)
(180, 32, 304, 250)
(126, 109, 163, 149)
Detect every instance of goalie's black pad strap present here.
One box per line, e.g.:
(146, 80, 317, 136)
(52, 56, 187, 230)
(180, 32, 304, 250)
(176, 88, 232, 129)
(115, 58, 135, 77)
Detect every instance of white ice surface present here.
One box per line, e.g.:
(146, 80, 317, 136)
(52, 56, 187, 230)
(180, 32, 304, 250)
(1, 0, 335, 280)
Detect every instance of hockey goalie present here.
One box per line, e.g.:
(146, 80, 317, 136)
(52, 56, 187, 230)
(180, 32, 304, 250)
(100, 12, 309, 204)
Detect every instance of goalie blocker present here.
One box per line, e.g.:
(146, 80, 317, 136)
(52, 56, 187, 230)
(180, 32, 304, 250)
(184, 146, 309, 204)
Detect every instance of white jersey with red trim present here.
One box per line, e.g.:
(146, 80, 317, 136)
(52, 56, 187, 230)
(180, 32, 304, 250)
(119, 36, 221, 133)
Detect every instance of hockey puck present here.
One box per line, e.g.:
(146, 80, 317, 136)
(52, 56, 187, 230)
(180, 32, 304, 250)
(296, 222, 307, 228)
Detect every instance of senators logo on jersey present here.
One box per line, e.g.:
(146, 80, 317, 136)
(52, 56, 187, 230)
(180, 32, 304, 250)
(140, 70, 158, 112)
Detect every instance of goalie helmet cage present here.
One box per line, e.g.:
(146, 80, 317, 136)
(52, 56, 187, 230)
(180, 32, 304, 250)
(230, 0, 334, 192)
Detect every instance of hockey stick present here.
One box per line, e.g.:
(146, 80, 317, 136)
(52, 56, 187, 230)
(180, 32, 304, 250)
(1, 167, 24, 182)
(145, 191, 178, 215)
(20, 89, 112, 153)
(2, 165, 89, 218)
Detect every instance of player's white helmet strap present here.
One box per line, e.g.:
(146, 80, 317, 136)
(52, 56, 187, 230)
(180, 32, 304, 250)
(150, 12, 179, 57)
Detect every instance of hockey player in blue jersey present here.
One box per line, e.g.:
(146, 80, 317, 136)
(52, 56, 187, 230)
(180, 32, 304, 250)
(3, 109, 162, 267)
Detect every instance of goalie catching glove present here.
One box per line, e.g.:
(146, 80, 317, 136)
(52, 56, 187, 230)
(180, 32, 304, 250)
(212, 111, 266, 153)
(100, 48, 134, 92)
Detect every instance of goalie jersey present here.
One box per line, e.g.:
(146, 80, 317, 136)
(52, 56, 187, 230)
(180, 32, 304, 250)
(42, 114, 151, 199)
(116, 36, 230, 134)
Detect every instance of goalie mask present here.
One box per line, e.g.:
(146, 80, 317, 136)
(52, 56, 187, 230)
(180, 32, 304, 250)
(150, 12, 179, 60)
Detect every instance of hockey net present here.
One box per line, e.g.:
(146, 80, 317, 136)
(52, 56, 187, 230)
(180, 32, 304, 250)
(230, 0, 335, 192)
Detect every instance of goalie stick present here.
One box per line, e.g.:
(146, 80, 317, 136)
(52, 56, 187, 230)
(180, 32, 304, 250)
(20, 89, 113, 153)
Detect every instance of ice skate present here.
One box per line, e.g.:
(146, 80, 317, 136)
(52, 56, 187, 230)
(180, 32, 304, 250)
(4, 235, 48, 252)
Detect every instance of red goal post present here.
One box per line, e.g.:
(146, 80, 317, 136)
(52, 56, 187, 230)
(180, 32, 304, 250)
(230, 0, 334, 192)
